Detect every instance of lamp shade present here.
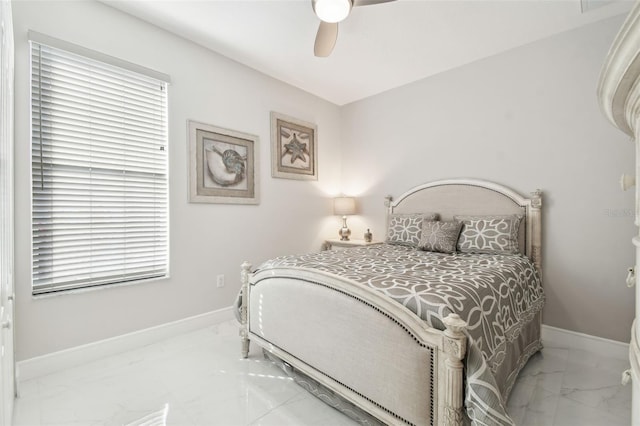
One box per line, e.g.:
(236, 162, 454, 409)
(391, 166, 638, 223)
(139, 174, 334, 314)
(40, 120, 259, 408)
(333, 196, 356, 216)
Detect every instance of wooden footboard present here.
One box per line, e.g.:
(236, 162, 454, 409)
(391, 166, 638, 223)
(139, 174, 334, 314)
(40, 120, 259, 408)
(239, 262, 468, 426)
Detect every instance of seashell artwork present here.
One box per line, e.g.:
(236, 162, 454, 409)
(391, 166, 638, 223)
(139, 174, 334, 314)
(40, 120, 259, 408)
(188, 120, 258, 205)
(205, 144, 246, 187)
(221, 149, 245, 175)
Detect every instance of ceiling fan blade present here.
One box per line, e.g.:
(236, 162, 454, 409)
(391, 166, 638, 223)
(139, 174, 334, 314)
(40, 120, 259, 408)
(314, 21, 338, 57)
(353, 0, 395, 6)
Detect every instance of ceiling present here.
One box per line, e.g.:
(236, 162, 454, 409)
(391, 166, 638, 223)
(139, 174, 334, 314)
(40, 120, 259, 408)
(103, 0, 633, 106)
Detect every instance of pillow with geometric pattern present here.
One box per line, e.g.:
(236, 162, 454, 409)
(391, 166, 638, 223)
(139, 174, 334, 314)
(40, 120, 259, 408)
(386, 213, 439, 247)
(454, 214, 523, 255)
(418, 220, 463, 254)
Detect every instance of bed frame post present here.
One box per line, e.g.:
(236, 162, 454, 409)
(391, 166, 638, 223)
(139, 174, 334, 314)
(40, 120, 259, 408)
(384, 195, 393, 236)
(529, 190, 542, 276)
(240, 261, 252, 358)
(442, 313, 468, 426)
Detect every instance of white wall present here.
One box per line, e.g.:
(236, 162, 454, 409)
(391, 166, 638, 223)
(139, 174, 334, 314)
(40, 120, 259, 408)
(12, 0, 343, 360)
(341, 15, 636, 342)
(12, 1, 635, 360)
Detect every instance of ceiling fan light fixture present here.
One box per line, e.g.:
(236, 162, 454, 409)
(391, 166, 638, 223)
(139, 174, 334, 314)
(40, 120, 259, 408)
(313, 0, 352, 23)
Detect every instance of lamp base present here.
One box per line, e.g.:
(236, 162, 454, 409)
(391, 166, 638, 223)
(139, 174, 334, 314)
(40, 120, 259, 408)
(339, 227, 351, 241)
(339, 215, 351, 241)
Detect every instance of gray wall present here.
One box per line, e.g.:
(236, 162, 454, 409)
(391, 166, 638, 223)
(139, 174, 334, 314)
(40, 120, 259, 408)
(12, 0, 343, 360)
(341, 15, 636, 342)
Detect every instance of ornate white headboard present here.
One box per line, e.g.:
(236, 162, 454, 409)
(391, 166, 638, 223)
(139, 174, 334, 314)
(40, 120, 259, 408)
(385, 178, 543, 274)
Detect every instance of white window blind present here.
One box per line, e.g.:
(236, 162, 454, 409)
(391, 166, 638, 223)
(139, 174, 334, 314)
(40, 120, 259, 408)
(30, 38, 169, 295)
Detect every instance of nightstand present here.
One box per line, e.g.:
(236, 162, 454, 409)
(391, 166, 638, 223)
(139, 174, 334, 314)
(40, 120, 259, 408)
(322, 239, 383, 251)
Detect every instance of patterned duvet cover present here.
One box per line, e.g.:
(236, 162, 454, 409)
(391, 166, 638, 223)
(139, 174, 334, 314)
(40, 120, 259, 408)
(256, 243, 545, 425)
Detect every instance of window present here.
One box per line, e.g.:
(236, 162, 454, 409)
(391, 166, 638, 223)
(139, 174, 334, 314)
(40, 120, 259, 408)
(30, 32, 170, 295)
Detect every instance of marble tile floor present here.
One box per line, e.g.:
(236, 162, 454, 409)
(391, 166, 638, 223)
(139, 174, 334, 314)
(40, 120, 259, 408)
(12, 320, 631, 426)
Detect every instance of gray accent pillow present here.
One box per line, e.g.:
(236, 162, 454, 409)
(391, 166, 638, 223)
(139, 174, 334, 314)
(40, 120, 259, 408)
(454, 214, 523, 255)
(418, 220, 463, 254)
(386, 213, 439, 247)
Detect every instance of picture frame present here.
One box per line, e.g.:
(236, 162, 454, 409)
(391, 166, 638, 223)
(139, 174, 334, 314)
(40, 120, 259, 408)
(188, 120, 259, 204)
(270, 112, 318, 180)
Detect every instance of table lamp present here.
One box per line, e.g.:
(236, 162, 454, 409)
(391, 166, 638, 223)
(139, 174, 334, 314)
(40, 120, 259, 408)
(333, 196, 356, 241)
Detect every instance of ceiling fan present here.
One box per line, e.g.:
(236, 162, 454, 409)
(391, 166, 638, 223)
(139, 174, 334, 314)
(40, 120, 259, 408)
(312, 0, 396, 57)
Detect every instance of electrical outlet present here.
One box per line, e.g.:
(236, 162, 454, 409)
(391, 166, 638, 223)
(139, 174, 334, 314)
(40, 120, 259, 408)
(216, 274, 225, 288)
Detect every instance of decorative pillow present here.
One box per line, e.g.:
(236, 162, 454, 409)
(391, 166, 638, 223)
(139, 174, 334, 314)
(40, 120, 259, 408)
(386, 213, 439, 247)
(418, 220, 463, 254)
(454, 214, 523, 255)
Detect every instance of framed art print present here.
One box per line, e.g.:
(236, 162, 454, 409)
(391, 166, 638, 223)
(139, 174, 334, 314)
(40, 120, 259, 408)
(270, 112, 317, 180)
(188, 120, 259, 204)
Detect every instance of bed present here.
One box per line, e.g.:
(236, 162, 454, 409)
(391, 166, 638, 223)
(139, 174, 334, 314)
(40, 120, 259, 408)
(238, 178, 544, 425)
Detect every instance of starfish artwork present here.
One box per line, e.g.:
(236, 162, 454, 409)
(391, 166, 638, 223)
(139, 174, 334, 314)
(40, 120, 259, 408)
(282, 132, 309, 165)
(271, 113, 317, 180)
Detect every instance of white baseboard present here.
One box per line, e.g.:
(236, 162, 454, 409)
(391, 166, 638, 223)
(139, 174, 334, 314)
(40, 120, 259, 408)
(17, 306, 235, 382)
(542, 324, 629, 361)
(16, 310, 628, 382)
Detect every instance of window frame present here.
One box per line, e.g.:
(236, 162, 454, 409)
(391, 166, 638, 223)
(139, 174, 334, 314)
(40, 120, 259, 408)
(29, 32, 171, 295)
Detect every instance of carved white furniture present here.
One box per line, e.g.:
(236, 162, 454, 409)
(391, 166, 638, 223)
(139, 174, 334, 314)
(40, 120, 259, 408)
(0, 1, 15, 423)
(239, 178, 542, 425)
(598, 2, 640, 424)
